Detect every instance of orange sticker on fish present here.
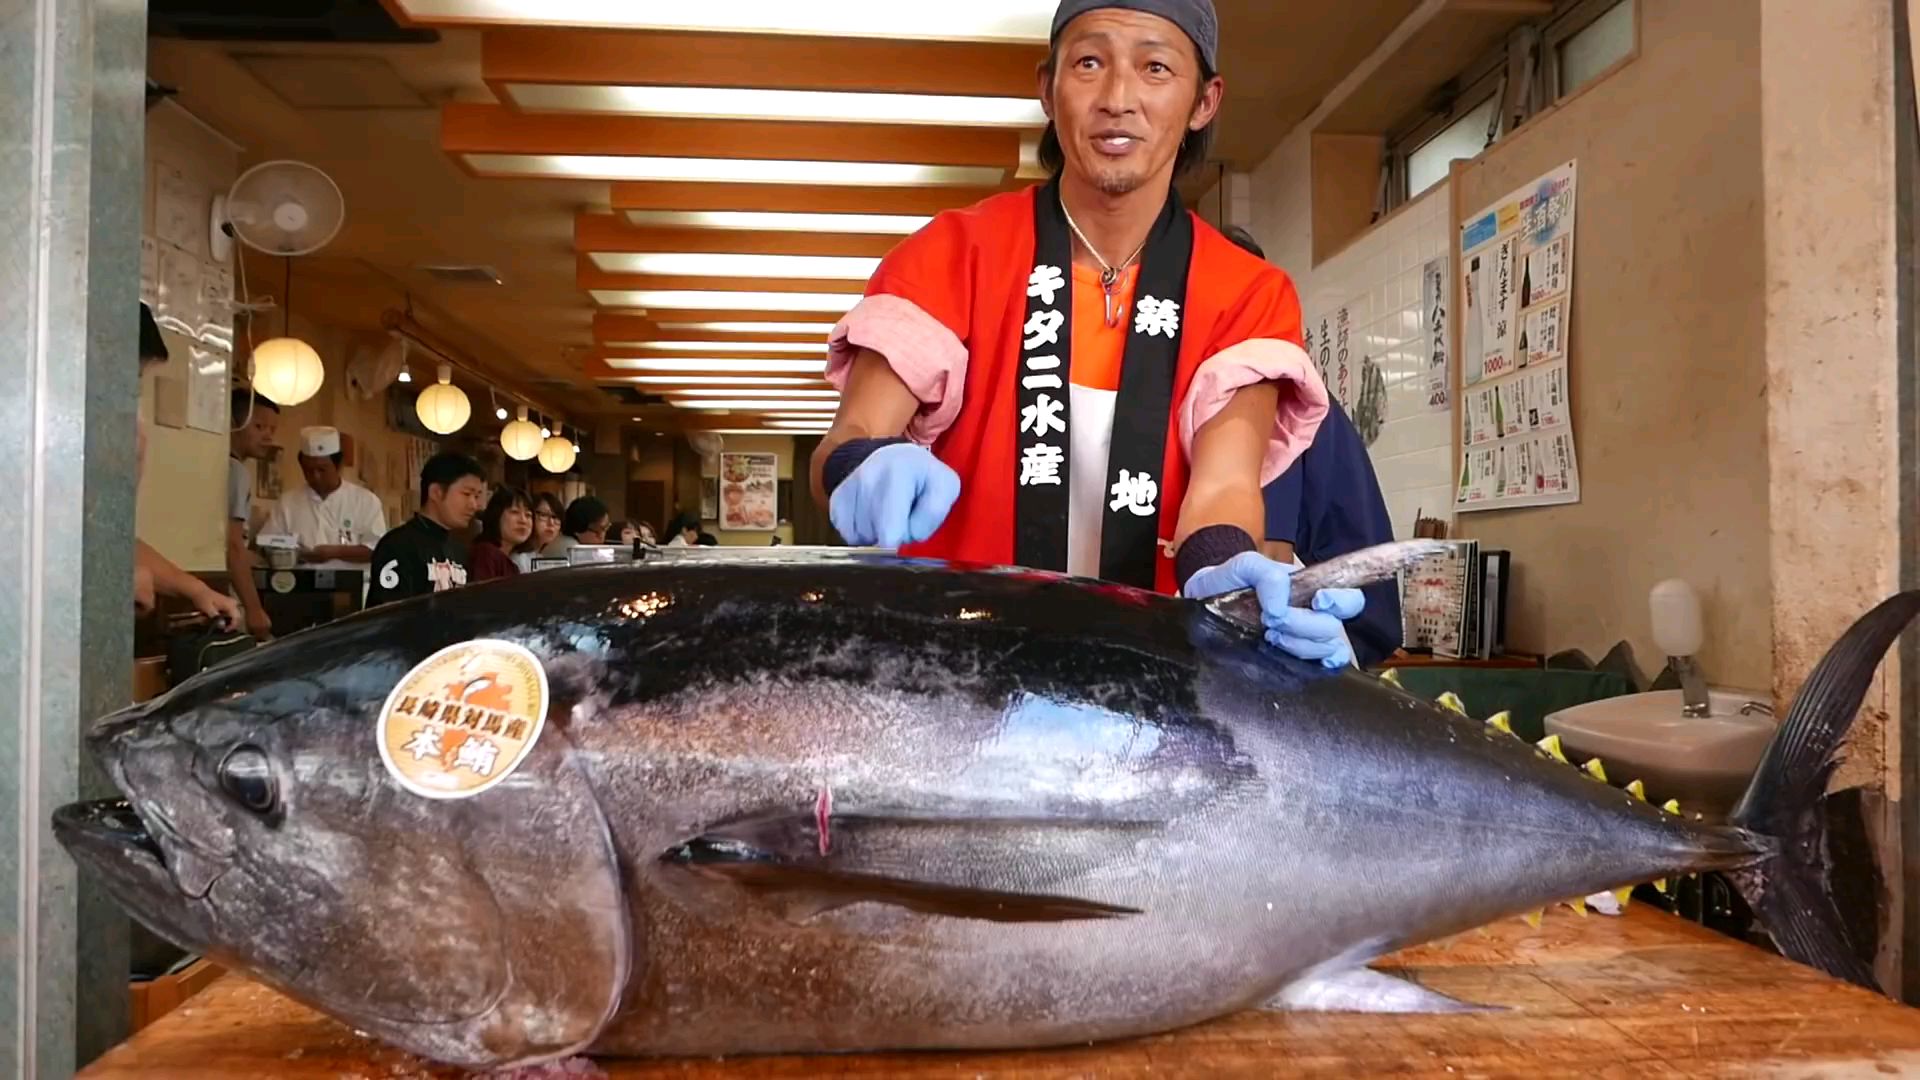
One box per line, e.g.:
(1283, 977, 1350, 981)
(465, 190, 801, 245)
(376, 639, 549, 800)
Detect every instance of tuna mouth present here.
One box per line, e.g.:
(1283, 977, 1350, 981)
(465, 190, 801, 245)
(53, 798, 166, 864)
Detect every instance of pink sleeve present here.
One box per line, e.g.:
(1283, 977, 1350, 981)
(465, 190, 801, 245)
(826, 294, 969, 446)
(1179, 338, 1329, 485)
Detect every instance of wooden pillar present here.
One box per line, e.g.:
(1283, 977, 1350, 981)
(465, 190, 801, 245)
(1761, 0, 1906, 994)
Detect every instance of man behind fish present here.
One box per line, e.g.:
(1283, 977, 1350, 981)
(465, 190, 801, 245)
(365, 451, 486, 608)
(1220, 225, 1403, 668)
(262, 426, 387, 564)
(811, 0, 1364, 667)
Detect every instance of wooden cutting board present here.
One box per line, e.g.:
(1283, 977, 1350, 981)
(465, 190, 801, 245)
(80, 907, 1920, 1078)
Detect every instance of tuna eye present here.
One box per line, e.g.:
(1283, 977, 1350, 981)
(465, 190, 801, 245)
(218, 745, 277, 814)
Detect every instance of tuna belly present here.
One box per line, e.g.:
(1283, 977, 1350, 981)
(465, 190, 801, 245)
(589, 886, 1286, 1057)
(581, 804, 1291, 1056)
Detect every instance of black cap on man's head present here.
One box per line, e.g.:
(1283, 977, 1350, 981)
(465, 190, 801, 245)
(1050, 0, 1219, 71)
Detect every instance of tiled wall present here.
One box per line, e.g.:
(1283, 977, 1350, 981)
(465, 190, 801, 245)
(1244, 133, 1456, 540)
(1293, 190, 1455, 538)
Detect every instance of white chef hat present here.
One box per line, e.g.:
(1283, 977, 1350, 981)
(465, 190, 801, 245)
(300, 426, 341, 458)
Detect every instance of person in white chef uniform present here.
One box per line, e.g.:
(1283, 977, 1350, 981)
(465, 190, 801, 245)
(264, 426, 388, 565)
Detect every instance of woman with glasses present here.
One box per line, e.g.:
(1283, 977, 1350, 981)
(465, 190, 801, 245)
(519, 491, 565, 572)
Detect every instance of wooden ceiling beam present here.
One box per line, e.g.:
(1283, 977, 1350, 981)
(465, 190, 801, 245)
(608, 181, 1020, 215)
(589, 306, 850, 325)
(443, 103, 1020, 168)
(577, 260, 866, 296)
(574, 214, 901, 259)
(587, 362, 831, 382)
(482, 28, 1046, 99)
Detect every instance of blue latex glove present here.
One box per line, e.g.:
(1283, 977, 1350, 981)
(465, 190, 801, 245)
(829, 443, 962, 549)
(1183, 551, 1366, 668)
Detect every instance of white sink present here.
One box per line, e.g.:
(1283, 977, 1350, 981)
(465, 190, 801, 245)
(1544, 688, 1776, 819)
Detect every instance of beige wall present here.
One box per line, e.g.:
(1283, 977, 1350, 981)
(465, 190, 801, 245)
(138, 107, 238, 572)
(1448, 0, 1768, 689)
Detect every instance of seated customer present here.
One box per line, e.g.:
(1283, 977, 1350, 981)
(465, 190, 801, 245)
(543, 495, 609, 558)
(518, 492, 564, 571)
(365, 452, 486, 608)
(663, 512, 701, 547)
(470, 487, 534, 582)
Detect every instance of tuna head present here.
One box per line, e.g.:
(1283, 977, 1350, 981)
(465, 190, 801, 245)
(53, 638, 631, 1069)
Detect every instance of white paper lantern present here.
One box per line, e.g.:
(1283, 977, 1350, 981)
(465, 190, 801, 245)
(537, 434, 577, 474)
(500, 406, 543, 461)
(415, 363, 470, 435)
(251, 337, 325, 406)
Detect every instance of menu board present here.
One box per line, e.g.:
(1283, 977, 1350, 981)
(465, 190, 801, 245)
(1456, 160, 1580, 511)
(1401, 541, 1479, 660)
(719, 452, 778, 531)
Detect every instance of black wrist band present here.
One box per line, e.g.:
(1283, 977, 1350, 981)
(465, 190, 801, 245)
(1175, 524, 1258, 593)
(823, 437, 909, 496)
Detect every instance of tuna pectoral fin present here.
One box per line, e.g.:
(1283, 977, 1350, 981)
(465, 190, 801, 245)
(1266, 966, 1497, 1014)
(1727, 590, 1920, 990)
(665, 838, 1140, 923)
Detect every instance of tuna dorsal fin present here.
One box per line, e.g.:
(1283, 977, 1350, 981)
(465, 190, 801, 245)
(664, 837, 1140, 923)
(1204, 540, 1455, 630)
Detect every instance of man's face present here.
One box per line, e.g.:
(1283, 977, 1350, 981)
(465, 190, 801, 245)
(432, 476, 488, 530)
(1039, 10, 1223, 197)
(299, 454, 341, 496)
(236, 406, 278, 459)
(579, 516, 610, 545)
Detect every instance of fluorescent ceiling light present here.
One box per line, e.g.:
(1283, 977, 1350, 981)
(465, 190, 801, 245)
(464, 153, 1002, 188)
(766, 419, 833, 428)
(392, 1, 1053, 41)
(506, 84, 1047, 128)
(627, 211, 928, 236)
(602, 341, 824, 354)
(591, 289, 859, 312)
(658, 320, 839, 334)
(604, 357, 827, 373)
(764, 411, 838, 418)
(671, 399, 840, 411)
(587, 252, 879, 279)
(624, 376, 821, 386)
(704, 427, 833, 435)
(667, 388, 838, 398)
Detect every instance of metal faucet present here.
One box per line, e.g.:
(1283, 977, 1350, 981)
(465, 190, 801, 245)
(1738, 700, 1774, 718)
(1668, 655, 1712, 717)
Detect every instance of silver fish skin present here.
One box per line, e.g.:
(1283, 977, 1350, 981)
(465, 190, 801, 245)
(53, 555, 1907, 1068)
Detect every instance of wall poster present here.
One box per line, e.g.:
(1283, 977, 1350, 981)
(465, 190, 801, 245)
(1455, 160, 1580, 511)
(1302, 298, 1390, 447)
(719, 452, 778, 531)
(1422, 257, 1450, 411)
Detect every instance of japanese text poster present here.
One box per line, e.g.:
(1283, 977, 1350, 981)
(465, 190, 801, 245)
(719, 452, 778, 531)
(1422, 257, 1450, 411)
(1456, 160, 1580, 511)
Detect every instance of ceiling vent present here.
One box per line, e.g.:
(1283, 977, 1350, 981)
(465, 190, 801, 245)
(150, 1, 438, 44)
(596, 385, 660, 406)
(417, 264, 504, 285)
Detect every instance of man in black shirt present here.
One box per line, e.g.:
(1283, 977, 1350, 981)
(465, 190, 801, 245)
(366, 452, 488, 608)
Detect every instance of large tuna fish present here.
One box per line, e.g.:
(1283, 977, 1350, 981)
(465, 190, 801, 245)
(55, 547, 1909, 1069)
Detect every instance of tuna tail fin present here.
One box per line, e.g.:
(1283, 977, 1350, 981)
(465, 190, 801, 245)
(1205, 540, 1455, 628)
(1727, 590, 1920, 990)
